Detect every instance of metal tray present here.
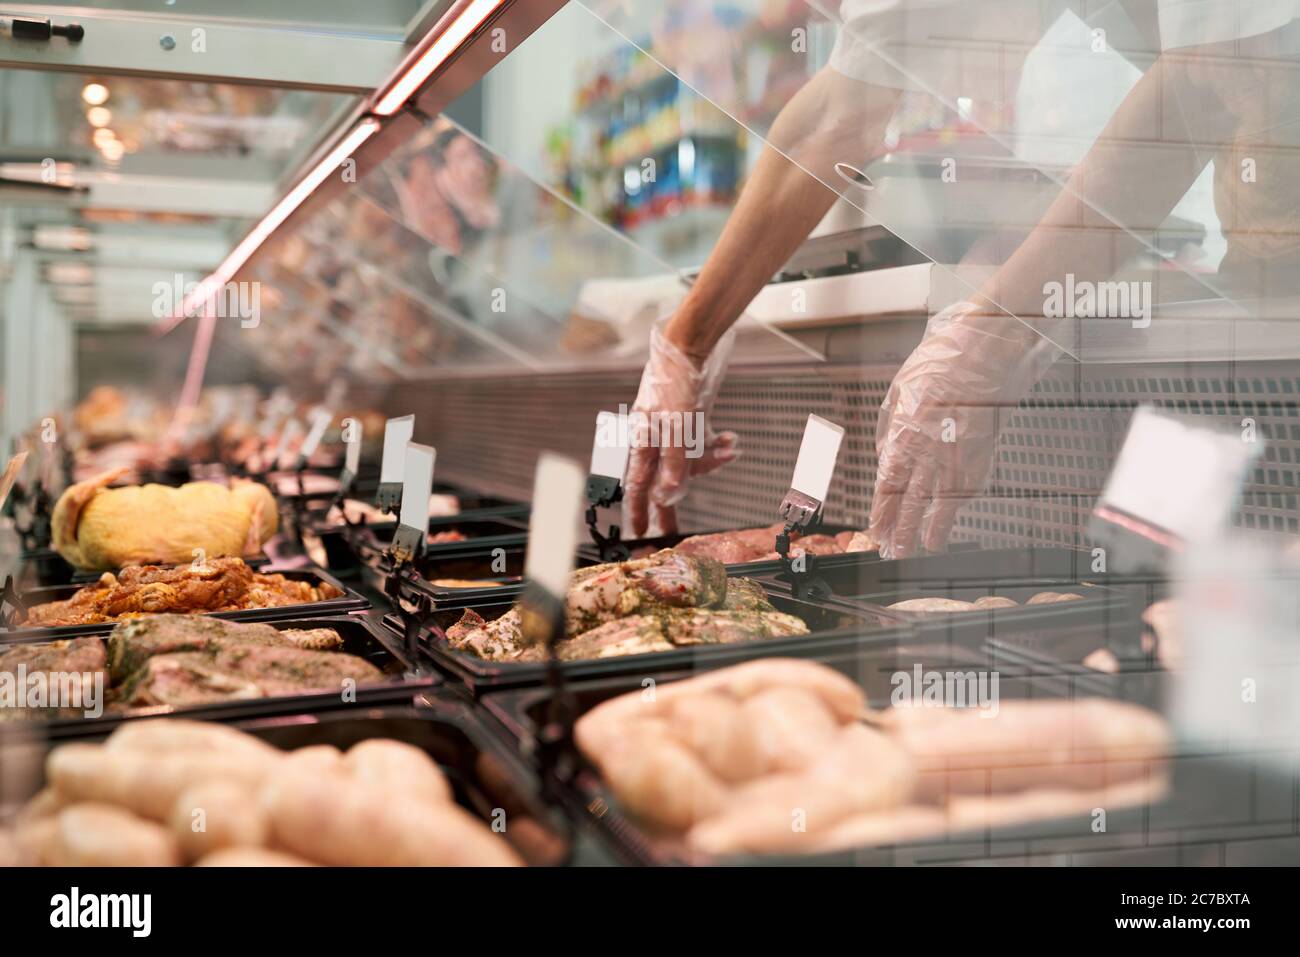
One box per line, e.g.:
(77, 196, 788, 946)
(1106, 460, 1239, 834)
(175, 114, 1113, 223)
(388, 578, 916, 692)
(7, 700, 571, 866)
(2, 615, 436, 740)
(481, 640, 1117, 866)
(1, 565, 370, 642)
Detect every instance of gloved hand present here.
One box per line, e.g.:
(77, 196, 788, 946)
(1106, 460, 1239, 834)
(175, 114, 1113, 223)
(625, 318, 740, 537)
(869, 301, 1059, 558)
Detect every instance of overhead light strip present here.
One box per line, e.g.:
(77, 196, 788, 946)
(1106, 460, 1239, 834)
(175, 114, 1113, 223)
(373, 0, 508, 116)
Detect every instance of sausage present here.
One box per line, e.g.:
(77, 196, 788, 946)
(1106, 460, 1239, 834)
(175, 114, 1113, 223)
(49, 803, 182, 867)
(194, 847, 317, 867)
(686, 724, 914, 855)
(48, 742, 280, 821)
(170, 780, 269, 863)
(343, 739, 450, 805)
(884, 699, 1170, 797)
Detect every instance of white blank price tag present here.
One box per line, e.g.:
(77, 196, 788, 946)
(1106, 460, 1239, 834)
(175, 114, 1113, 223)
(790, 414, 844, 503)
(590, 411, 630, 480)
(524, 453, 585, 598)
(300, 408, 332, 460)
(399, 443, 437, 538)
(1100, 406, 1261, 542)
(344, 418, 363, 474)
(380, 415, 415, 484)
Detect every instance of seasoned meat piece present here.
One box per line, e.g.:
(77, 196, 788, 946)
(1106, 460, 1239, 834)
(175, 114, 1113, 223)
(719, 578, 776, 612)
(886, 598, 977, 614)
(656, 609, 808, 647)
(566, 549, 726, 634)
(278, 628, 344, 651)
(116, 645, 383, 707)
(0, 637, 109, 722)
(556, 617, 675, 660)
(25, 558, 342, 627)
(972, 596, 1019, 609)
(0, 636, 106, 676)
(106, 615, 343, 682)
(445, 607, 525, 660)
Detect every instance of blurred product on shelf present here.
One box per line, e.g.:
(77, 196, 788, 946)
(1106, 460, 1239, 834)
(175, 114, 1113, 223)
(4, 720, 521, 866)
(576, 658, 1171, 856)
(445, 549, 807, 662)
(51, 468, 276, 571)
(24, 558, 341, 627)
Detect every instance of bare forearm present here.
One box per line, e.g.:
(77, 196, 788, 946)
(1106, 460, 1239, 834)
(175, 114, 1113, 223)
(666, 70, 900, 358)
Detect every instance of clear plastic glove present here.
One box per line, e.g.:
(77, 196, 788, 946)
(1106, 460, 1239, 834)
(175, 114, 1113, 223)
(625, 318, 740, 537)
(869, 302, 1059, 558)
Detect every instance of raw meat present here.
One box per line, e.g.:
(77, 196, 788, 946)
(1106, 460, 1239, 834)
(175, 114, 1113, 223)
(674, 524, 880, 565)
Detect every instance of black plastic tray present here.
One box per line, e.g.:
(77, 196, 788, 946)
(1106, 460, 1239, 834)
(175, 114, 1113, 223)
(481, 640, 1118, 866)
(1, 564, 370, 642)
(389, 578, 917, 692)
(576, 523, 879, 578)
(11, 701, 570, 866)
(2, 615, 437, 740)
(16, 547, 74, 587)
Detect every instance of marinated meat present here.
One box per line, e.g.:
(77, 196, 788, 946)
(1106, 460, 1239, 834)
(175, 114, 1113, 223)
(116, 644, 382, 707)
(0, 637, 109, 722)
(445, 607, 524, 661)
(567, 549, 727, 635)
(106, 615, 342, 683)
(558, 609, 806, 660)
(444, 550, 807, 663)
(24, 558, 343, 627)
(972, 596, 1020, 609)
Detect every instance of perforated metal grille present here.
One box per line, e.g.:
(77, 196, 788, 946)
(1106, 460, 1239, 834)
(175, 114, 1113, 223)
(396, 359, 1300, 547)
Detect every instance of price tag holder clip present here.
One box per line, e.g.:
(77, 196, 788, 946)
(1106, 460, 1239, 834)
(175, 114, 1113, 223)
(775, 415, 844, 600)
(0, 575, 27, 630)
(586, 411, 631, 562)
